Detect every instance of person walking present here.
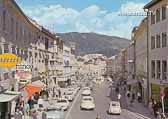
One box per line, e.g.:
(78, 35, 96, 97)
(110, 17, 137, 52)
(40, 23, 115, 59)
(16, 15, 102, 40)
(152, 100, 158, 118)
(58, 89, 61, 98)
(137, 92, 141, 103)
(117, 93, 121, 102)
(96, 114, 101, 119)
(14, 108, 23, 119)
(148, 99, 153, 115)
(127, 90, 130, 98)
(37, 96, 44, 108)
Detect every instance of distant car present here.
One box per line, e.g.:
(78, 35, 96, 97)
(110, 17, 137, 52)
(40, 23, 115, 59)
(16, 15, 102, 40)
(108, 101, 121, 115)
(64, 91, 75, 102)
(55, 98, 70, 111)
(80, 96, 95, 110)
(82, 87, 91, 96)
(68, 88, 78, 95)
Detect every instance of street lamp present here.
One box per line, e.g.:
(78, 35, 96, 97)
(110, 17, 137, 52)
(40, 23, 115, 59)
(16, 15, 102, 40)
(144, 8, 150, 105)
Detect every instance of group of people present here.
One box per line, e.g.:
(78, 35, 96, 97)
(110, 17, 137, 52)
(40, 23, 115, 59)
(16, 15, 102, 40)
(126, 90, 142, 106)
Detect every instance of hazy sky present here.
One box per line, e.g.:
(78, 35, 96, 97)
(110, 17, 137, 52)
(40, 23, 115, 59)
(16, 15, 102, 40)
(15, 0, 151, 39)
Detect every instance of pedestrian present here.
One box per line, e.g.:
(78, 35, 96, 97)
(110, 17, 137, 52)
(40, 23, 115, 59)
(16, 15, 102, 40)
(137, 92, 141, 103)
(42, 109, 47, 119)
(58, 89, 61, 98)
(132, 92, 135, 100)
(117, 93, 121, 102)
(152, 100, 158, 118)
(148, 99, 153, 115)
(115, 87, 119, 93)
(96, 114, 101, 119)
(14, 108, 23, 119)
(38, 96, 44, 108)
(127, 90, 130, 98)
(28, 97, 35, 109)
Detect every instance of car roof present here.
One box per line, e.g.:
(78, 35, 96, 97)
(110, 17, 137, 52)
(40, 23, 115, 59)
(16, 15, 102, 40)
(83, 87, 90, 89)
(58, 98, 67, 101)
(82, 96, 93, 99)
(110, 101, 120, 105)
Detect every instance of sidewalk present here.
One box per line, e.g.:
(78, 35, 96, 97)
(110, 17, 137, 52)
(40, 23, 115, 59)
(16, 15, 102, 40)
(125, 96, 155, 119)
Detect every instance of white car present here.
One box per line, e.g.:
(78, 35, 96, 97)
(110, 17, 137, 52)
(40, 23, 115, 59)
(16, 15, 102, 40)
(64, 91, 75, 102)
(108, 101, 121, 115)
(80, 96, 95, 110)
(55, 98, 70, 111)
(82, 87, 91, 96)
(68, 88, 78, 95)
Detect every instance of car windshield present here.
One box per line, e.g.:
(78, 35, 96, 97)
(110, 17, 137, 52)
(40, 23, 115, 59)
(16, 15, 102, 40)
(57, 100, 67, 103)
(111, 103, 119, 106)
(83, 98, 92, 101)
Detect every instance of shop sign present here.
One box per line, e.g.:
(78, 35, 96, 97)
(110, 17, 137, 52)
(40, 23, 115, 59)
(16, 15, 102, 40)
(0, 53, 21, 68)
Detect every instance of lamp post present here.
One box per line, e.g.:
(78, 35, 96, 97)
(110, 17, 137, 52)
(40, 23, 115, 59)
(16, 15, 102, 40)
(144, 9, 150, 105)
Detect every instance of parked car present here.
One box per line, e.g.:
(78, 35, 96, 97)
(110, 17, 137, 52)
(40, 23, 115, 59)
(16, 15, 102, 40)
(68, 88, 78, 95)
(82, 87, 91, 96)
(55, 98, 70, 111)
(107, 101, 121, 115)
(80, 96, 95, 110)
(63, 91, 75, 102)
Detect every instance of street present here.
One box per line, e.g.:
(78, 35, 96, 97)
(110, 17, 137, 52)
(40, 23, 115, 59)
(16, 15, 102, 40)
(64, 81, 151, 119)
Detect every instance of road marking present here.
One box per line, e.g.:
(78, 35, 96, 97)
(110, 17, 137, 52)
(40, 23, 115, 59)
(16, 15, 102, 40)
(124, 109, 145, 119)
(135, 113, 151, 119)
(65, 90, 81, 119)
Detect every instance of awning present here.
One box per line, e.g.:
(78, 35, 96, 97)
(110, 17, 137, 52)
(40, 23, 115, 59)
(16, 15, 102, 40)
(25, 84, 41, 99)
(0, 91, 21, 102)
(32, 80, 46, 88)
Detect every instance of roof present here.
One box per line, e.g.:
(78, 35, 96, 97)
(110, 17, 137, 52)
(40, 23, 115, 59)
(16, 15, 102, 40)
(0, 91, 21, 102)
(32, 80, 46, 88)
(144, 0, 162, 9)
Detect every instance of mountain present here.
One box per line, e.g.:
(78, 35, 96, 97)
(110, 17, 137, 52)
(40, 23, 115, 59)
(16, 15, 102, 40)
(58, 32, 129, 57)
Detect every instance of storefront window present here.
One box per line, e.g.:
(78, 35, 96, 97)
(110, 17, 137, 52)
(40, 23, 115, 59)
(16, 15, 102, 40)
(4, 44, 9, 53)
(162, 61, 167, 80)
(0, 46, 2, 54)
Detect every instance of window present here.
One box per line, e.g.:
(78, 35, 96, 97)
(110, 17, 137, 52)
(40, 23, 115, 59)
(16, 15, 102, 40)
(11, 46, 16, 54)
(162, 61, 167, 80)
(17, 48, 20, 56)
(151, 36, 155, 49)
(162, 33, 167, 47)
(162, 5, 166, 20)
(151, 12, 155, 24)
(16, 22, 18, 40)
(2, 10, 6, 30)
(0, 46, 2, 54)
(29, 51, 32, 57)
(24, 50, 28, 60)
(4, 44, 9, 53)
(11, 17, 14, 35)
(151, 61, 155, 78)
(156, 60, 161, 79)
(156, 35, 161, 48)
(156, 8, 160, 22)
(45, 38, 49, 50)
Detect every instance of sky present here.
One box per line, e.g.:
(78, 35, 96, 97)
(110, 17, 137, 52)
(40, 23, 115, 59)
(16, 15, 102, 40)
(15, 0, 151, 39)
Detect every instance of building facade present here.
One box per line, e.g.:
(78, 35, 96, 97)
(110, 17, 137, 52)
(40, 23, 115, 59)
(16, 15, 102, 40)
(0, 0, 65, 92)
(144, 0, 168, 106)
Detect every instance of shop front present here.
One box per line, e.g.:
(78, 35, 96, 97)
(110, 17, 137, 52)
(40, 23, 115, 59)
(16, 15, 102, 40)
(0, 90, 21, 119)
(151, 84, 168, 112)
